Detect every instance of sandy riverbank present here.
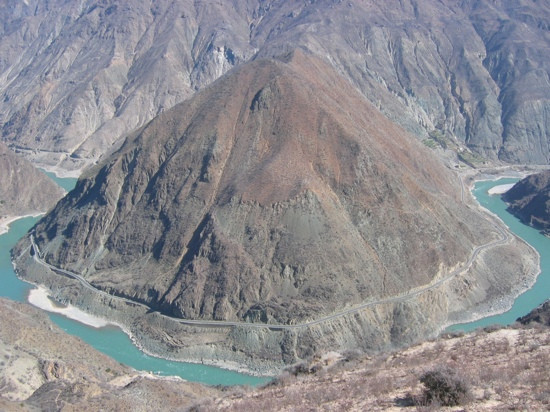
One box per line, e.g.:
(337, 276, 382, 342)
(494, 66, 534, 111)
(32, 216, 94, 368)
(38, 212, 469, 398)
(487, 183, 515, 195)
(26, 285, 275, 377)
(38, 164, 82, 179)
(0, 214, 43, 236)
(28, 286, 113, 328)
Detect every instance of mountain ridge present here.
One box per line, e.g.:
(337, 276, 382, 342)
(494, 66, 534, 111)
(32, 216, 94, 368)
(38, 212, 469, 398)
(0, 141, 64, 225)
(1, 0, 548, 171)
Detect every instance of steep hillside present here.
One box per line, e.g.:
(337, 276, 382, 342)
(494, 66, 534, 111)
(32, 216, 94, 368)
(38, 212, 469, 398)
(0, 142, 64, 224)
(14, 51, 537, 365)
(0, 0, 255, 171)
(503, 170, 550, 236)
(1, 0, 548, 171)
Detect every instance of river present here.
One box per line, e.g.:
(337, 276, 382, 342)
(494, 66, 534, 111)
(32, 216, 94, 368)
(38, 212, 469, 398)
(0, 173, 268, 386)
(2, 175, 548, 384)
(448, 177, 550, 331)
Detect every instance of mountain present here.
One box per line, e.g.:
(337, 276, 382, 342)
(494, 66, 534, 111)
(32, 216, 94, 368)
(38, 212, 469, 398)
(1, 0, 548, 171)
(14, 51, 537, 365)
(503, 170, 550, 236)
(0, 0, 255, 171)
(0, 142, 64, 222)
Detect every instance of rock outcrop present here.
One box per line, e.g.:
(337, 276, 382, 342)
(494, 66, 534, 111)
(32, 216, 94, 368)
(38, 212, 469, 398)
(503, 170, 550, 236)
(0, 142, 64, 220)
(517, 299, 550, 326)
(1, 0, 548, 171)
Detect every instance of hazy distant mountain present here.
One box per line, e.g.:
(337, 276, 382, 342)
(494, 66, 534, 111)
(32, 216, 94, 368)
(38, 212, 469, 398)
(0, 141, 64, 219)
(503, 170, 550, 236)
(15, 51, 515, 362)
(1, 0, 548, 171)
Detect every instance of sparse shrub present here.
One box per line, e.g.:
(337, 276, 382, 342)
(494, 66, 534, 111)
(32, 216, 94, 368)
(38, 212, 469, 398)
(418, 366, 471, 406)
(441, 330, 464, 339)
(342, 349, 363, 363)
(285, 360, 312, 376)
(264, 371, 294, 387)
(482, 324, 503, 333)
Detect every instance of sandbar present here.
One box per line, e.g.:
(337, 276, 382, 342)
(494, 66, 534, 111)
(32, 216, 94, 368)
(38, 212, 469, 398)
(28, 286, 112, 328)
(488, 183, 515, 195)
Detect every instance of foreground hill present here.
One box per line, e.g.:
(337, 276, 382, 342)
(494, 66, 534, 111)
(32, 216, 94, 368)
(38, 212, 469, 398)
(199, 323, 550, 411)
(1, 0, 548, 170)
(503, 170, 550, 236)
(0, 298, 220, 411)
(14, 51, 537, 367)
(0, 142, 64, 227)
(3, 296, 548, 411)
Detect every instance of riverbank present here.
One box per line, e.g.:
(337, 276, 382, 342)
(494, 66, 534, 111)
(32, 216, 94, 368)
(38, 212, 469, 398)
(2, 215, 272, 384)
(27, 284, 273, 378)
(487, 183, 515, 195)
(0, 214, 42, 236)
(39, 165, 82, 179)
(28, 286, 112, 328)
(9, 164, 548, 381)
(441, 167, 549, 332)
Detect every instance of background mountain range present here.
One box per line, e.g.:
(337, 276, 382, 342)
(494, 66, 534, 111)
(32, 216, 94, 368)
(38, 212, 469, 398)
(1, 0, 548, 172)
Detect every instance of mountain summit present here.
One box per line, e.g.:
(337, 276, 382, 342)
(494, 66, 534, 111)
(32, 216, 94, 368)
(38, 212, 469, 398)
(30, 51, 479, 320)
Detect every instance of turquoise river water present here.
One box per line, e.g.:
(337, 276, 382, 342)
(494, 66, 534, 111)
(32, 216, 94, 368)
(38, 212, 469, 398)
(1, 175, 548, 384)
(448, 178, 550, 331)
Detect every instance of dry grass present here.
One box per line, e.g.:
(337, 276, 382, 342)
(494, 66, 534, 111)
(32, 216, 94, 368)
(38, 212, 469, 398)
(194, 325, 550, 411)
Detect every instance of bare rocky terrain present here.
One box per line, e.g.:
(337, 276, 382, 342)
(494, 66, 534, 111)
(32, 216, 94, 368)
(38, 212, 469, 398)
(1, 0, 548, 172)
(199, 323, 550, 411)
(503, 170, 550, 236)
(0, 141, 64, 229)
(1, 1, 549, 408)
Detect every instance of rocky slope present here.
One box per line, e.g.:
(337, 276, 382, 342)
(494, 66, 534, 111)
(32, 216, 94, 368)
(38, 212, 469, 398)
(518, 299, 550, 326)
(0, 298, 220, 411)
(0, 0, 255, 171)
(0, 142, 64, 224)
(503, 170, 550, 236)
(1, 0, 548, 171)
(14, 51, 538, 366)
